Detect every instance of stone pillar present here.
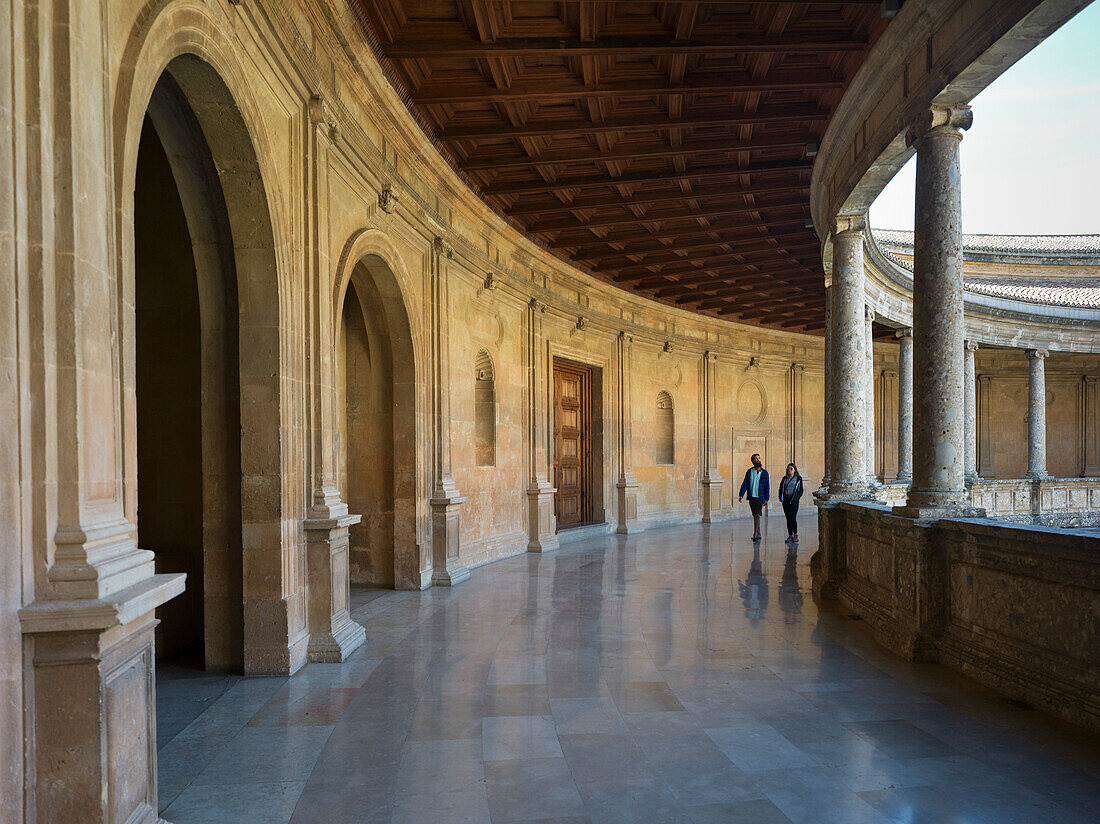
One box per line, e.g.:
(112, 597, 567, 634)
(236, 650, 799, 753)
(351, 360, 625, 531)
(429, 237, 470, 585)
(1026, 348, 1050, 479)
(964, 341, 980, 483)
(977, 374, 995, 478)
(895, 328, 914, 483)
(898, 105, 976, 516)
(616, 332, 643, 532)
(1084, 376, 1100, 476)
(865, 306, 877, 485)
(701, 350, 724, 522)
(303, 95, 364, 662)
(14, 3, 184, 821)
(819, 282, 833, 494)
(527, 298, 559, 550)
(827, 217, 869, 498)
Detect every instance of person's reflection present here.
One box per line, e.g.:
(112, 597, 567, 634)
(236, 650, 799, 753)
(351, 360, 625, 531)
(738, 543, 768, 624)
(778, 546, 803, 624)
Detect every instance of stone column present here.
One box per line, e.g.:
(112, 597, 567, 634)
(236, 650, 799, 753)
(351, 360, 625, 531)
(895, 328, 914, 483)
(615, 332, 643, 532)
(865, 306, 877, 485)
(898, 105, 975, 516)
(1083, 376, 1099, 476)
(429, 237, 470, 584)
(964, 341, 981, 483)
(827, 217, 869, 498)
(819, 282, 833, 494)
(303, 95, 364, 662)
(1026, 348, 1050, 479)
(701, 351, 724, 522)
(527, 298, 559, 550)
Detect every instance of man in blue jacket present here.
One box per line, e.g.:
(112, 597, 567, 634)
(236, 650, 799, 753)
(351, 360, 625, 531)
(738, 453, 769, 541)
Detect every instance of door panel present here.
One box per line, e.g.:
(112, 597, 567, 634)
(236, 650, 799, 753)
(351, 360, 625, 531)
(554, 360, 591, 529)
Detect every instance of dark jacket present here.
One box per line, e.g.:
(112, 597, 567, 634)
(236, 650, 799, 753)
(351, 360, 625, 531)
(739, 468, 769, 502)
(778, 475, 803, 505)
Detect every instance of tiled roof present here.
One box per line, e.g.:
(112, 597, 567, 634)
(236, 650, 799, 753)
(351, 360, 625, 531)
(872, 235, 1100, 309)
(873, 229, 1100, 256)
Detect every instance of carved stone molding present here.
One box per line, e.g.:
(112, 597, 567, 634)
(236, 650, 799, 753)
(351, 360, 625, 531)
(378, 183, 398, 214)
(906, 104, 972, 147)
(833, 215, 867, 236)
(433, 235, 454, 259)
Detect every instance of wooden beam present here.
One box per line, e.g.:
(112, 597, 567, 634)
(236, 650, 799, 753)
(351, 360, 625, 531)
(460, 134, 813, 173)
(546, 215, 812, 252)
(614, 258, 817, 284)
(411, 70, 844, 104)
(572, 227, 815, 263)
(590, 242, 820, 273)
(525, 197, 807, 233)
(505, 179, 808, 217)
(484, 158, 811, 197)
(385, 33, 868, 59)
(441, 103, 829, 140)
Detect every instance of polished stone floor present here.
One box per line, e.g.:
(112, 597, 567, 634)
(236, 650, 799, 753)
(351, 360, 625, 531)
(156, 515, 1100, 823)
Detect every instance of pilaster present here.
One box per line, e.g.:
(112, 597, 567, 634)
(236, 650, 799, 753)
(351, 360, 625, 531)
(525, 298, 560, 551)
(429, 236, 470, 584)
(977, 374, 995, 478)
(895, 328, 914, 483)
(701, 350, 724, 523)
(865, 306, 877, 486)
(616, 331, 643, 533)
(964, 341, 981, 483)
(1084, 376, 1099, 476)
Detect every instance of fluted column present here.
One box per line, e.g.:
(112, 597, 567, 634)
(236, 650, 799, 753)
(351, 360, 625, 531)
(865, 306, 877, 485)
(1026, 348, 1049, 479)
(899, 105, 974, 515)
(701, 350, 724, 523)
(964, 341, 980, 483)
(827, 217, 869, 498)
(429, 236, 470, 584)
(895, 328, 913, 483)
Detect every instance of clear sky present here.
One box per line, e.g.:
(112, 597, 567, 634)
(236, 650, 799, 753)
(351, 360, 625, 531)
(869, 2, 1100, 235)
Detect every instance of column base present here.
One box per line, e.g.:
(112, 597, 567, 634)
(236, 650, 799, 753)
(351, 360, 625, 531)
(1025, 471, 1050, 480)
(892, 504, 987, 520)
(20, 573, 185, 824)
(430, 490, 470, 585)
(701, 475, 724, 524)
(527, 479, 560, 551)
(616, 477, 643, 534)
(964, 473, 982, 484)
(307, 618, 367, 663)
(304, 514, 365, 664)
(894, 473, 912, 484)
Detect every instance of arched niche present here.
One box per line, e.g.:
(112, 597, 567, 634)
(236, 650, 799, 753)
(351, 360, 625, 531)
(475, 349, 497, 467)
(656, 390, 675, 465)
(337, 253, 420, 590)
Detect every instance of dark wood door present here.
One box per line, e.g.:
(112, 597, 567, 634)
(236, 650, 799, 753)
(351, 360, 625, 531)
(553, 360, 591, 529)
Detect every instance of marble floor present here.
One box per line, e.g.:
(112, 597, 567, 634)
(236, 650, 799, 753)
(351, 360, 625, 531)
(156, 515, 1100, 823)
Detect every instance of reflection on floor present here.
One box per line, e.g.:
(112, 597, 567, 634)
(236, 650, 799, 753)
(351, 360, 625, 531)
(156, 514, 1100, 823)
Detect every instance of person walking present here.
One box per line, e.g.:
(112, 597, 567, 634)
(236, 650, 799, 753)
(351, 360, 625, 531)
(778, 463, 804, 544)
(737, 453, 769, 541)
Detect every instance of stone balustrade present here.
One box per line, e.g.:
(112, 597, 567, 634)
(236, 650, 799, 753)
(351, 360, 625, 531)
(872, 478, 1100, 525)
(815, 501, 1100, 731)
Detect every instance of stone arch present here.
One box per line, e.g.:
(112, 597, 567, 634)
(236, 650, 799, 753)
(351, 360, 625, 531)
(474, 349, 497, 467)
(115, 6, 289, 673)
(334, 230, 424, 591)
(656, 390, 675, 465)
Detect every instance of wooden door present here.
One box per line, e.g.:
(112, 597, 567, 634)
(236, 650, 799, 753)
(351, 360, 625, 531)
(553, 360, 591, 529)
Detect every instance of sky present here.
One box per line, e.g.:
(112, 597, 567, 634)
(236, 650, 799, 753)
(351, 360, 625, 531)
(869, 2, 1100, 235)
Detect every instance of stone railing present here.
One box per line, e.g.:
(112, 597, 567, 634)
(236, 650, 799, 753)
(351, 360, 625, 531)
(814, 501, 1100, 731)
(865, 477, 1100, 526)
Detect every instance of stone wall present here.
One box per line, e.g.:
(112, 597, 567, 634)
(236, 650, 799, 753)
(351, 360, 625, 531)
(815, 502, 1100, 731)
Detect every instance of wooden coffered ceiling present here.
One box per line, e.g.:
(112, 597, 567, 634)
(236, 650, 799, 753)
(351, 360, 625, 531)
(349, 0, 896, 333)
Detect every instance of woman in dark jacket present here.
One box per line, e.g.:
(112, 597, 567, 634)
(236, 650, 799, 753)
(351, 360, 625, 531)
(778, 463, 804, 543)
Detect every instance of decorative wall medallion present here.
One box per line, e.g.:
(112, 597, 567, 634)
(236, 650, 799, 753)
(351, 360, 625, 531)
(737, 379, 768, 424)
(378, 184, 398, 214)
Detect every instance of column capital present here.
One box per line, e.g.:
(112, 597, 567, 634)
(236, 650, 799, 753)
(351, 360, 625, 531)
(307, 93, 338, 139)
(704, 350, 719, 362)
(906, 104, 972, 147)
(978, 373, 993, 384)
(832, 214, 867, 236)
(1084, 375, 1099, 384)
(529, 297, 547, 313)
(1026, 348, 1050, 360)
(432, 235, 454, 259)
(895, 327, 912, 340)
(865, 306, 876, 322)
(965, 340, 979, 352)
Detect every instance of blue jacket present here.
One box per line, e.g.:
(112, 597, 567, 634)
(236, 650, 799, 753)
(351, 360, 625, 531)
(739, 468, 769, 502)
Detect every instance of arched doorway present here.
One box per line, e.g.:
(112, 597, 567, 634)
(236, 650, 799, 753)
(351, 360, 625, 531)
(338, 255, 419, 590)
(133, 55, 279, 672)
